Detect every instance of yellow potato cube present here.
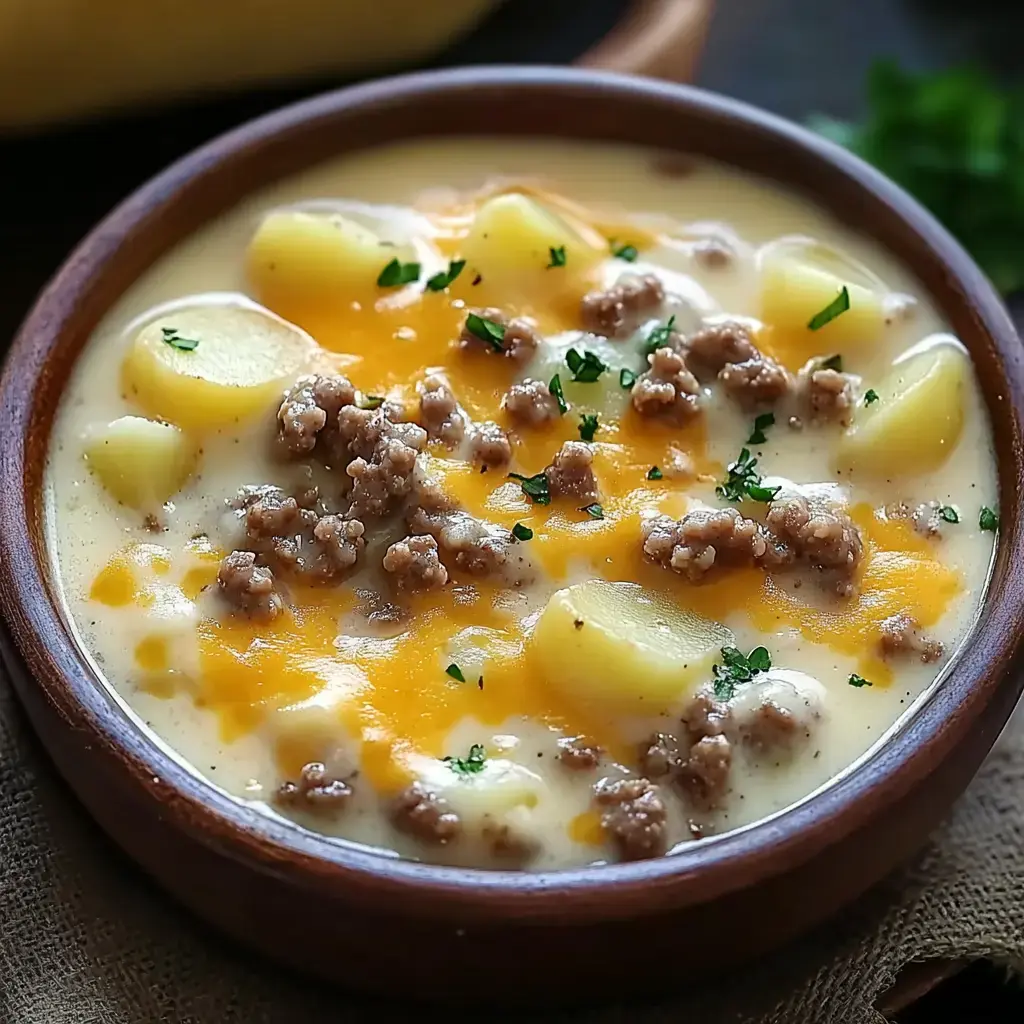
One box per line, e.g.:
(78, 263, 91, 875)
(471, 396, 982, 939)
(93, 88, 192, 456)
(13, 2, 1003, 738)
(531, 580, 733, 709)
(836, 343, 968, 478)
(83, 416, 196, 510)
(247, 210, 414, 304)
(122, 302, 319, 431)
(759, 254, 885, 369)
(460, 193, 605, 300)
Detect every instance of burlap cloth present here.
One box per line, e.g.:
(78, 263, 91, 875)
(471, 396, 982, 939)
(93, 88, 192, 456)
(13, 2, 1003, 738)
(2, 668, 1023, 1024)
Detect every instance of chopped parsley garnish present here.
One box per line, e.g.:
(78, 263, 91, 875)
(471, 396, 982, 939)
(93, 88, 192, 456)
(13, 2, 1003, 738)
(938, 505, 960, 523)
(807, 286, 851, 330)
(548, 374, 568, 414)
(547, 245, 567, 268)
(610, 240, 639, 262)
(357, 394, 385, 410)
(848, 674, 873, 688)
(619, 368, 638, 389)
(578, 413, 599, 442)
(716, 447, 780, 504)
(465, 313, 506, 352)
(712, 645, 771, 701)
(747, 412, 776, 445)
(443, 743, 487, 775)
(566, 348, 608, 383)
(647, 466, 663, 480)
(425, 259, 466, 291)
(445, 663, 466, 683)
(642, 314, 677, 355)
(511, 522, 534, 541)
(864, 388, 880, 405)
(580, 503, 604, 520)
(508, 471, 551, 505)
(979, 506, 999, 532)
(161, 327, 200, 351)
(819, 353, 844, 372)
(377, 258, 421, 288)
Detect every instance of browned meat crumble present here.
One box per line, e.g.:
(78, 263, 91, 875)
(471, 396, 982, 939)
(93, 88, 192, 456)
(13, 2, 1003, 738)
(631, 347, 701, 421)
(392, 782, 461, 844)
(879, 613, 944, 663)
(459, 308, 542, 361)
(277, 373, 357, 459)
(418, 375, 466, 447)
(275, 762, 353, 812)
(468, 421, 512, 466)
(797, 362, 857, 425)
(545, 441, 599, 503)
(217, 550, 284, 622)
(556, 736, 603, 770)
(593, 777, 669, 860)
(502, 378, 561, 425)
(580, 273, 665, 338)
(382, 534, 449, 591)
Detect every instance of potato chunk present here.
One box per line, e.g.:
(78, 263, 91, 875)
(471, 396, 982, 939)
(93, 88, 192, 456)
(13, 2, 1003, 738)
(247, 210, 413, 303)
(122, 302, 319, 431)
(836, 343, 968, 478)
(531, 580, 733, 709)
(84, 416, 196, 510)
(759, 251, 885, 368)
(461, 193, 605, 299)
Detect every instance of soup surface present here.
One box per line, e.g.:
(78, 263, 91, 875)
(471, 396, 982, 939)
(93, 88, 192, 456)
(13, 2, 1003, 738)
(47, 139, 998, 870)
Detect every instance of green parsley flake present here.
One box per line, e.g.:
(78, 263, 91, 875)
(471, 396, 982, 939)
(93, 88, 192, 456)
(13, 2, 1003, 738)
(161, 327, 200, 351)
(619, 368, 638, 389)
(445, 663, 466, 683)
(377, 258, 421, 288)
(864, 388, 880, 405)
(580, 503, 604, 520)
(511, 522, 534, 542)
(807, 286, 851, 330)
(716, 447, 780, 504)
(819, 353, 843, 372)
(548, 374, 568, 414)
(357, 394, 385, 410)
(642, 314, 677, 355)
(566, 348, 608, 383)
(712, 645, 772, 701)
(610, 240, 639, 262)
(848, 674, 873, 688)
(979, 506, 999, 532)
(443, 743, 487, 776)
(425, 259, 466, 291)
(747, 412, 776, 445)
(465, 313, 506, 352)
(938, 505, 959, 524)
(508, 471, 551, 505)
(647, 466, 663, 480)
(578, 413, 599, 442)
(547, 245, 567, 268)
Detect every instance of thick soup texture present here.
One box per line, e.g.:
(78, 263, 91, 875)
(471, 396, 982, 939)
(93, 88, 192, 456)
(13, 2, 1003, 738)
(47, 140, 997, 870)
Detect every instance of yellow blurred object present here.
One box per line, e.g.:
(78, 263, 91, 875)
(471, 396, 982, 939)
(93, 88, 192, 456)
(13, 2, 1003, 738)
(0, 0, 500, 130)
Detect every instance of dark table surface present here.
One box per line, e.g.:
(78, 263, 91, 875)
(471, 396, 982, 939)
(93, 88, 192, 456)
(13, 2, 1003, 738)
(1, 0, 1022, 1018)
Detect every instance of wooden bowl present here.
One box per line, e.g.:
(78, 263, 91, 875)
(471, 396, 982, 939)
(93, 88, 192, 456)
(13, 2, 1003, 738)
(1, 67, 1022, 1004)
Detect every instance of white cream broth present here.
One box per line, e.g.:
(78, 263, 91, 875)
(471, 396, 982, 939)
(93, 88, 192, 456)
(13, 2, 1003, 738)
(46, 139, 997, 870)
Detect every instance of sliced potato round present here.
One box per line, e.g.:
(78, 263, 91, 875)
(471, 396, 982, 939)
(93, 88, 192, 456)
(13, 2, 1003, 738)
(122, 302, 319, 431)
(460, 193, 605, 299)
(83, 415, 196, 509)
(531, 580, 733, 709)
(835, 343, 968, 478)
(248, 210, 416, 303)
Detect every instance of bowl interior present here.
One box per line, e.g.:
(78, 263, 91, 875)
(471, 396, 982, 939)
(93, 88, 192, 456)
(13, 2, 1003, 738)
(2, 66, 1023, 918)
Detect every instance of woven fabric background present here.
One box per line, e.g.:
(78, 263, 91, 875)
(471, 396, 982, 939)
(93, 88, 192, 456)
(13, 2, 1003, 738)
(1, 672, 1022, 1024)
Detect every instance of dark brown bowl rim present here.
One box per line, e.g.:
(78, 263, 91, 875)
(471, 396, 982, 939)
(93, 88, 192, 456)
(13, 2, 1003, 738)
(1, 65, 1022, 923)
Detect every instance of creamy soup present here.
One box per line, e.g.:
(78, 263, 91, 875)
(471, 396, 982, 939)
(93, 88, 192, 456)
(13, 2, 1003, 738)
(46, 139, 998, 870)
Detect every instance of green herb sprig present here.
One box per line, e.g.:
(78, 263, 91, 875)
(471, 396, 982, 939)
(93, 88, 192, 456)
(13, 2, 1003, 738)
(566, 348, 608, 383)
(465, 313, 506, 352)
(548, 246, 567, 268)
(712, 645, 772, 701)
(747, 412, 775, 445)
(425, 259, 466, 291)
(808, 288, 851, 331)
(509, 471, 551, 505)
(548, 374, 568, 414)
(161, 327, 200, 351)
(578, 413, 599, 442)
(716, 448, 780, 504)
(377, 258, 421, 288)
(979, 506, 999, 532)
(444, 743, 487, 776)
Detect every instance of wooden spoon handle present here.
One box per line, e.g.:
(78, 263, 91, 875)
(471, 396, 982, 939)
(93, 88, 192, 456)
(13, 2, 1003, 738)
(576, 0, 714, 84)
